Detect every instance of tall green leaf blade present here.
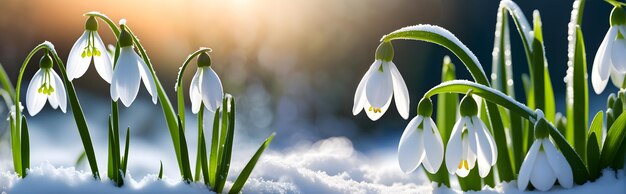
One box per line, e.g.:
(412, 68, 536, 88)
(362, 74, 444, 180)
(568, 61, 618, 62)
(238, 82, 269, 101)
(601, 113, 626, 169)
(9, 115, 21, 177)
(209, 107, 221, 188)
(121, 127, 130, 176)
(177, 115, 193, 182)
(194, 107, 204, 182)
(566, 26, 589, 158)
(158, 161, 164, 180)
(20, 115, 29, 177)
(587, 132, 600, 180)
(589, 111, 603, 147)
(217, 97, 236, 193)
(229, 133, 275, 194)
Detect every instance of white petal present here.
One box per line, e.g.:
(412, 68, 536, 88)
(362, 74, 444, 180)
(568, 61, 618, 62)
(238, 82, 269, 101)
(530, 151, 557, 191)
(518, 140, 541, 191)
(592, 27, 617, 94)
(111, 47, 141, 107)
(388, 62, 410, 119)
(422, 118, 443, 173)
(189, 69, 202, 114)
(52, 70, 67, 113)
(473, 121, 492, 177)
(474, 117, 497, 165)
(465, 117, 478, 160)
(445, 119, 464, 174)
(353, 61, 378, 115)
(364, 94, 392, 121)
(610, 66, 626, 88)
(543, 139, 573, 189)
(25, 69, 47, 116)
(66, 31, 91, 81)
(200, 67, 224, 112)
(365, 61, 393, 108)
(92, 32, 113, 83)
(136, 52, 158, 104)
(612, 26, 626, 73)
(397, 116, 425, 173)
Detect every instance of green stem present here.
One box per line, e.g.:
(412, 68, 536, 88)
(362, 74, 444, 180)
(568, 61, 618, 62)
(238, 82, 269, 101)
(194, 104, 205, 181)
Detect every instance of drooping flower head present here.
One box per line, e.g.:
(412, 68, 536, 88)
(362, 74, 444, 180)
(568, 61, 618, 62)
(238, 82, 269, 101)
(25, 54, 67, 116)
(518, 113, 573, 191)
(397, 98, 444, 174)
(110, 26, 157, 107)
(189, 52, 224, 113)
(445, 93, 497, 178)
(353, 41, 409, 121)
(67, 16, 113, 83)
(592, 6, 626, 93)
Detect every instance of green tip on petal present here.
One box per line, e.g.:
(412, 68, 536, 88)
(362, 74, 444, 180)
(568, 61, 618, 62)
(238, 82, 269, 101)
(459, 91, 477, 117)
(375, 41, 394, 62)
(611, 6, 626, 26)
(417, 98, 433, 117)
(534, 117, 549, 139)
(197, 52, 212, 67)
(39, 54, 53, 69)
(85, 16, 98, 31)
(118, 29, 133, 47)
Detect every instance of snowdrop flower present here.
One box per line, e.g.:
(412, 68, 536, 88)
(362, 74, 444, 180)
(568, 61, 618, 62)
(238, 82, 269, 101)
(592, 6, 626, 93)
(110, 28, 157, 107)
(189, 52, 224, 113)
(397, 98, 444, 174)
(445, 93, 497, 178)
(518, 116, 573, 191)
(67, 16, 113, 83)
(25, 54, 67, 116)
(353, 41, 409, 121)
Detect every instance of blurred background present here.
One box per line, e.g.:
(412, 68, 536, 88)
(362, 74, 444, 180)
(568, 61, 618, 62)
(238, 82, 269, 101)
(0, 0, 618, 178)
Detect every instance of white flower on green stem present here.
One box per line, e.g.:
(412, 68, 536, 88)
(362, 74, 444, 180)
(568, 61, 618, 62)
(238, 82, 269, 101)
(518, 116, 573, 191)
(25, 55, 67, 116)
(67, 16, 113, 83)
(397, 98, 444, 174)
(445, 94, 497, 178)
(189, 52, 223, 113)
(353, 41, 409, 121)
(110, 29, 157, 107)
(592, 6, 626, 93)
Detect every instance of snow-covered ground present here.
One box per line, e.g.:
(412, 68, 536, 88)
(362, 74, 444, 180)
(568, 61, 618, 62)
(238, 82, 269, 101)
(0, 94, 625, 193)
(1, 136, 625, 193)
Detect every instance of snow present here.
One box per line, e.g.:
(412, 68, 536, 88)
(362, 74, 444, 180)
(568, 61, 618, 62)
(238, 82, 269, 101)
(1, 136, 625, 193)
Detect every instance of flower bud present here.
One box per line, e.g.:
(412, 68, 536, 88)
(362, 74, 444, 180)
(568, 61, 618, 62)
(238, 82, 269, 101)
(460, 92, 478, 117)
(375, 41, 394, 62)
(85, 16, 98, 31)
(39, 54, 53, 69)
(417, 98, 433, 117)
(197, 52, 212, 67)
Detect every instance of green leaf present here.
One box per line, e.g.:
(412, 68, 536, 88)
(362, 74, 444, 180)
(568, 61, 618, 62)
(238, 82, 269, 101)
(199, 122, 210, 186)
(566, 26, 589, 158)
(194, 106, 205, 182)
(589, 111, 603, 147)
(601, 113, 626, 169)
(21, 115, 29, 177)
(158, 161, 164, 180)
(9, 115, 21, 177)
(229, 133, 275, 194)
(121, 127, 130, 176)
(177, 115, 193, 182)
(0, 64, 15, 103)
(49, 50, 100, 178)
(217, 96, 236, 193)
(587, 132, 601, 180)
(75, 151, 87, 167)
(209, 106, 221, 188)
